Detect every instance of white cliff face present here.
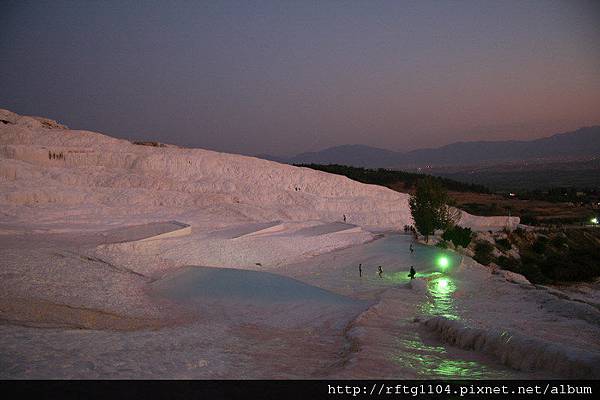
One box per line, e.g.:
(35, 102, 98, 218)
(0, 108, 408, 229)
(0, 108, 517, 232)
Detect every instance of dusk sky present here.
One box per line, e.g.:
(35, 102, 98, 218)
(1, 0, 599, 156)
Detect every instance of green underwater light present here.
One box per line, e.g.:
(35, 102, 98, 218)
(437, 255, 450, 270)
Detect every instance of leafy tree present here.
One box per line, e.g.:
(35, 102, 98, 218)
(409, 177, 455, 241)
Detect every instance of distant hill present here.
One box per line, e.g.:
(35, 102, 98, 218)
(259, 126, 600, 168)
(401, 126, 600, 167)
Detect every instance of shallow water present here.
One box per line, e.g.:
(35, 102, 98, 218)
(277, 233, 538, 378)
(420, 275, 459, 320)
(153, 266, 365, 305)
(144, 233, 510, 379)
(147, 233, 533, 378)
(151, 266, 370, 330)
(390, 332, 512, 379)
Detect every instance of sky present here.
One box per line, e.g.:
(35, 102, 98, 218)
(1, 0, 599, 157)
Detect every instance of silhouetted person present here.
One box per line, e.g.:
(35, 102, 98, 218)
(410, 244, 414, 254)
(359, 263, 362, 277)
(343, 214, 346, 223)
(377, 266, 383, 278)
(408, 266, 416, 280)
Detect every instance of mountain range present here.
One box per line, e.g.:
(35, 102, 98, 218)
(258, 126, 600, 168)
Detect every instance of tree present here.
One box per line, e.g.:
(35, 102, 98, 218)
(409, 177, 455, 241)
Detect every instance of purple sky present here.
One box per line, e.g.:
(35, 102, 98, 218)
(1, 0, 599, 156)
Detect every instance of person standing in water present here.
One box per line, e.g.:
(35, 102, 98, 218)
(377, 266, 383, 278)
(343, 214, 347, 223)
(359, 263, 362, 277)
(408, 266, 416, 280)
(410, 244, 414, 254)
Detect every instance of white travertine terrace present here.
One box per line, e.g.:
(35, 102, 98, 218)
(10, 109, 599, 381)
(0, 108, 518, 232)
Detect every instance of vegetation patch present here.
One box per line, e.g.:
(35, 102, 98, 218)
(494, 237, 511, 251)
(296, 164, 490, 193)
(132, 141, 167, 147)
(472, 228, 600, 284)
(473, 241, 495, 266)
(435, 240, 449, 249)
(442, 226, 473, 248)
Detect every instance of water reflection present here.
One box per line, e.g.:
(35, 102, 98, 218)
(383, 271, 411, 284)
(391, 335, 505, 378)
(419, 274, 459, 320)
(283, 234, 520, 378)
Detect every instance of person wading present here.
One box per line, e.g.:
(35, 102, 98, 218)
(408, 266, 416, 280)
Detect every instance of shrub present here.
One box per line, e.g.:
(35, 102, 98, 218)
(537, 248, 600, 282)
(532, 237, 548, 254)
(520, 213, 537, 225)
(495, 238, 511, 251)
(436, 240, 449, 249)
(519, 250, 552, 284)
(520, 262, 547, 284)
(550, 235, 567, 248)
(497, 229, 600, 284)
(496, 255, 521, 272)
(442, 226, 473, 248)
(473, 241, 494, 266)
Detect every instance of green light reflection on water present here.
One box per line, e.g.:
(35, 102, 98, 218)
(396, 273, 503, 378)
(391, 337, 498, 378)
(384, 270, 441, 284)
(419, 274, 460, 320)
(384, 271, 411, 284)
